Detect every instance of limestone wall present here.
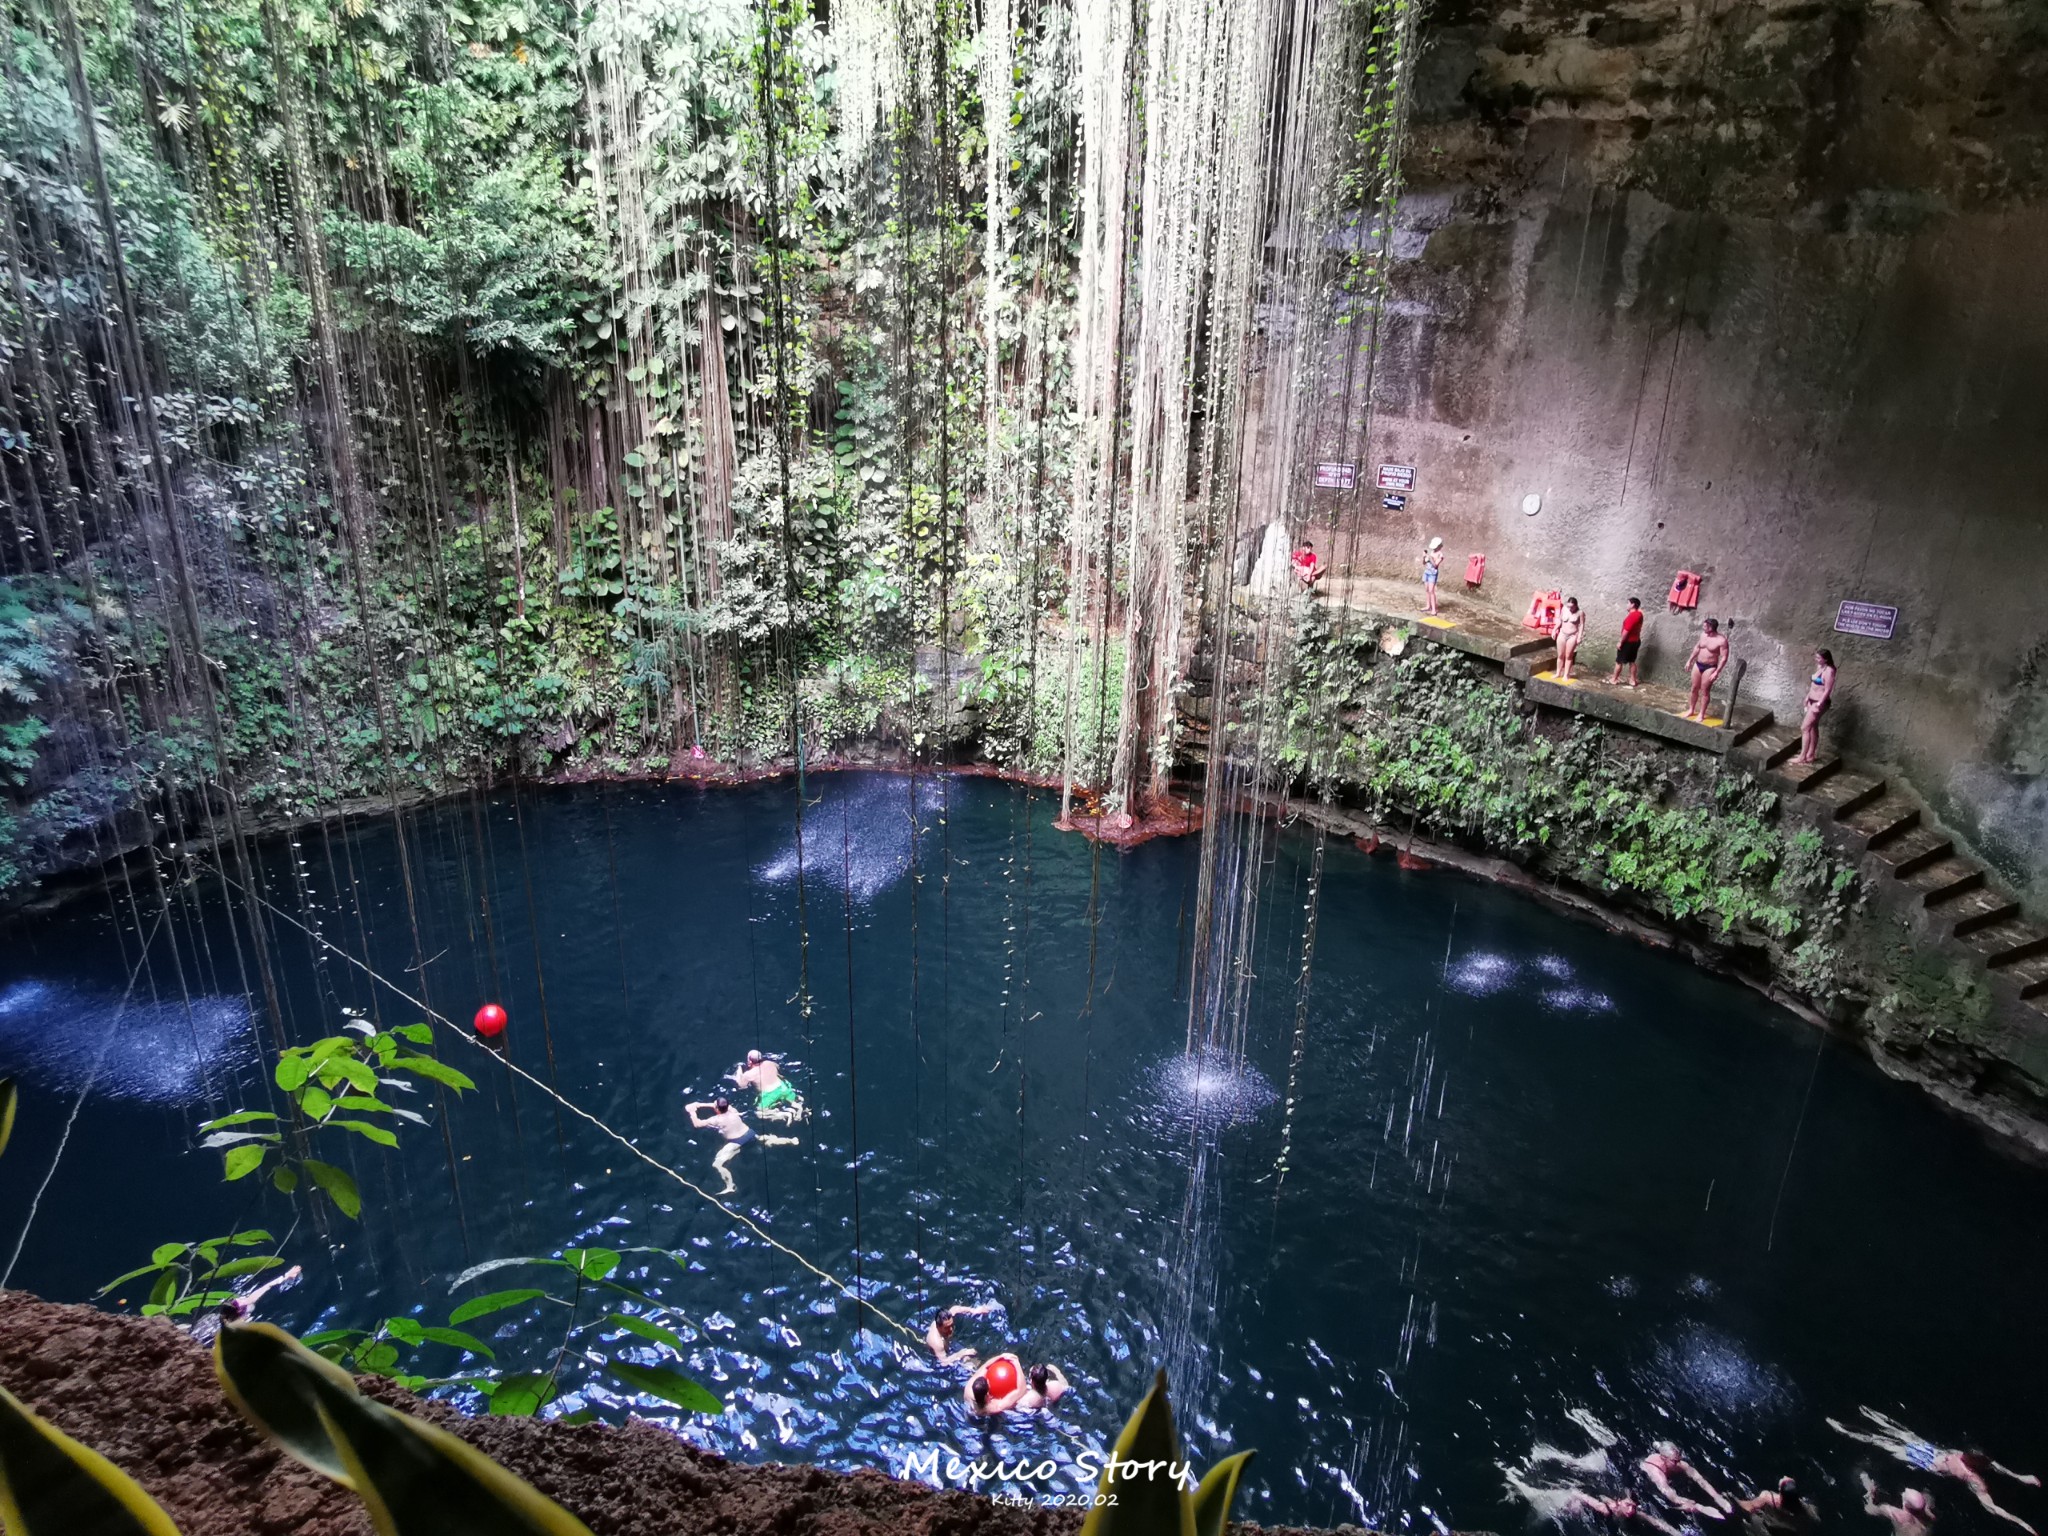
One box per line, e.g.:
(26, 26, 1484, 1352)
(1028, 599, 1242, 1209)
(1310, 0, 2048, 901)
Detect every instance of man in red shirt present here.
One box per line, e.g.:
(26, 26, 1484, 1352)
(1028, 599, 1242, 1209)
(1292, 539, 1325, 589)
(1608, 597, 1645, 687)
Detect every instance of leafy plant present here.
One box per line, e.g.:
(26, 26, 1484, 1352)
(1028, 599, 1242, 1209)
(98, 1232, 285, 1319)
(197, 1019, 474, 1220)
(1077, 1371, 1253, 1536)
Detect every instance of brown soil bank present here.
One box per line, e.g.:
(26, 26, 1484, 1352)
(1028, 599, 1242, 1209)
(0, 1290, 1372, 1536)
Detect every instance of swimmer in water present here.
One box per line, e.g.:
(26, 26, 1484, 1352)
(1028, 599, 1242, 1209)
(193, 1263, 304, 1343)
(729, 1050, 803, 1122)
(1643, 1442, 1733, 1520)
(1502, 1467, 1682, 1535)
(1014, 1363, 1070, 1412)
(1527, 1411, 1620, 1478)
(1862, 1477, 1936, 1536)
(1737, 1477, 1819, 1532)
(926, 1302, 997, 1366)
(965, 1353, 1027, 1417)
(1831, 1411, 2040, 1533)
(684, 1096, 797, 1195)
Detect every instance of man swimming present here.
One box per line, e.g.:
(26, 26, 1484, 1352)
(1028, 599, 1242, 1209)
(965, 1353, 1028, 1417)
(1502, 1467, 1682, 1535)
(1831, 1410, 2040, 1533)
(1643, 1442, 1733, 1519)
(1014, 1363, 1070, 1411)
(684, 1096, 796, 1195)
(1737, 1477, 1819, 1533)
(729, 1050, 802, 1121)
(1862, 1477, 1936, 1536)
(926, 1302, 998, 1366)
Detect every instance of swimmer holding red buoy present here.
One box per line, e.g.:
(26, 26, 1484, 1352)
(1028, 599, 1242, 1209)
(966, 1353, 1026, 1416)
(729, 1050, 804, 1123)
(684, 1096, 797, 1196)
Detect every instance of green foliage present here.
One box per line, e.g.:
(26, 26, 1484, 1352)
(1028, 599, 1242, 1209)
(0, 1380, 186, 1535)
(195, 1018, 470, 1218)
(1278, 623, 1865, 1001)
(1076, 1371, 1252, 1536)
(98, 1231, 283, 1319)
(215, 1321, 598, 1535)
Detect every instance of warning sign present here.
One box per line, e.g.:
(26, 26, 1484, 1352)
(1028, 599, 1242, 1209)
(1376, 464, 1416, 491)
(1834, 600, 1899, 640)
(1314, 461, 1358, 490)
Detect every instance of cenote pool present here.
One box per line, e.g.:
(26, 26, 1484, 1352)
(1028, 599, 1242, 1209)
(3, 774, 2046, 1532)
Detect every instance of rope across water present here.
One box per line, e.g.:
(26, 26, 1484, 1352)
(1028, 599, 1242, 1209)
(230, 876, 926, 1353)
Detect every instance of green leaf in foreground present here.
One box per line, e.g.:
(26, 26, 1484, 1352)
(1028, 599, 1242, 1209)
(448, 1289, 547, 1325)
(302, 1160, 361, 1219)
(604, 1361, 721, 1415)
(0, 1380, 185, 1534)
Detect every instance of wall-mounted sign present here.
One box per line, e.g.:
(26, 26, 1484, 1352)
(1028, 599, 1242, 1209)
(1381, 493, 1408, 511)
(1314, 461, 1358, 490)
(1834, 600, 1899, 640)
(1377, 463, 1417, 491)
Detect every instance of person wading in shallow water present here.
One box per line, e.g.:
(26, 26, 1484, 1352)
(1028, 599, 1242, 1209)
(1862, 1478, 1936, 1536)
(926, 1302, 998, 1366)
(683, 1096, 796, 1196)
(728, 1050, 801, 1121)
(1831, 1411, 2041, 1533)
(1643, 1442, 1733, 1520)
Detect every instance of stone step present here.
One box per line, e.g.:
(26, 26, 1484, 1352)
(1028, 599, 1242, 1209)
(2000, 952, 2048, 1001)
(1778, 754, 1843, 792)
(1751, 725, 1802, 769)
(1907, 855, 1982, 906)
(1880, 832, 1955, 881)
(1812, 771, 1887, 821)
(1985, 929, 2048, 970)
(1963, 915, 2037, 960)
(1727, 711, 1776, 748)
(1845, 798, 1919, 851)
(1948, 886, 2021, 937)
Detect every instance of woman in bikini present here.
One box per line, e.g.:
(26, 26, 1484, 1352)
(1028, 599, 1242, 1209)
(1796, 650, 1836, 764)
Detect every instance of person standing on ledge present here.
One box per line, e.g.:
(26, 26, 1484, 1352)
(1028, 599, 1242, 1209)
(1797, 649, 1837, 764)
(1421, 536, 1445, 615)
(1682, 618, 1730, 722)
(1609, 597, 1645, 688)
(1554, 596, 1586, 683)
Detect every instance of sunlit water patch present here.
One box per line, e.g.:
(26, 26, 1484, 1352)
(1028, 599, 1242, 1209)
(0, 979, 251, 1104)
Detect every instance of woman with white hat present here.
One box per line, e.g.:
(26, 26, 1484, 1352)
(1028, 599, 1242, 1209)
(1421, 536, 1445, 616)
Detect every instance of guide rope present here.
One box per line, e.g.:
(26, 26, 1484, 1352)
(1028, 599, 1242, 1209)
(230, 874, 925, 1352)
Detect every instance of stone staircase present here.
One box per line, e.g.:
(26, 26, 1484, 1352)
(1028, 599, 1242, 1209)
(1741, 724, 2048, 1014)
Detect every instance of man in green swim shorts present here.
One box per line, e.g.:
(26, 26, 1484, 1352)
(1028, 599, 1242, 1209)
(729, 1050, 802, 1120)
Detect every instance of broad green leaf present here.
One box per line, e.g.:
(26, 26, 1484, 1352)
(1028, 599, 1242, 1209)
(383, 1318, 424, 1346)
(449, 1257, 564, 1291)
(1078, 1371, 1195, 1536)
(390, 1055, 476, 1094)
(98, 1263, 170, 1294)
(207, 1256, 284, 1281)
(150, 1244, 190, 1266)
(0, 1381, 185, 1535)
(0, 1079, 14, 1160)
(1192, 1452, 1256, 1536)
(303, 1160, 361, 1220)
(146, 1273, 176, 1312)
(214, 1321, 358, 1485)
(602, 1313, 684, 1353)
(394, 1024, 434, 1045)
(198, 1110, 278, 1132)
(311, 1377, 595, 1534)
(333, 1120, 400, 1148)
(300, 1329, 368, 1350)
(275, 1055, 312, 1093)
(448, 1289, 546, 1325)
(483, 1373, 555, 1418)
(603, 1362, 720, 1415)
(565, 1248, 619, 1281)
(200, 1131, 280, 1150)
(272, 1166, 299, 1195)
(333, 1096, 393, 1115)
(298, 1086, 335, 1121)
(223, 1145, 267, 1181)
(416, 1328, 493, 1360)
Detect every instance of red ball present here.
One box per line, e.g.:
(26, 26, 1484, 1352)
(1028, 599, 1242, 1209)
(473, 1003, 508, 1038)
(985, 1357, 1019, 1398)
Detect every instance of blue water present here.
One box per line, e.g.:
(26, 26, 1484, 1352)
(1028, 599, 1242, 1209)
(2, 774, 2045, 1532)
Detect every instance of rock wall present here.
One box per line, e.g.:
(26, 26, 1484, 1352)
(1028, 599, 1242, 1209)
(1314, 0, 2048, 902)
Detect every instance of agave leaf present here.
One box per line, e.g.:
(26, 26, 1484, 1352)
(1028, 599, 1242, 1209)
(0, 1078, 17, 1159)
(603, 1362, 720, 1414)
(1079, 1371, 1195, 1536)
(1191, 1451, 1255, 1536)
(310, 1388, 595, 1536)
(0, 1381, 185, 1535)
(213, 1321, 359, 1485)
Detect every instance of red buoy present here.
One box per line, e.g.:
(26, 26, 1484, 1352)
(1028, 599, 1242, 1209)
(985, 1357, 1019, 1398)
(473, 1003, 508, 1039)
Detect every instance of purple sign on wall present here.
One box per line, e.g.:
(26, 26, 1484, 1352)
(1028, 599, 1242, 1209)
(1834, 600, 1899, 640)
(1376, 463, 1417, 491)
(1314, 461, 1358, 490)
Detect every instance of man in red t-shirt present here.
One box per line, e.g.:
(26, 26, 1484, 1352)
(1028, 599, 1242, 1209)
(1609, 597, 1645, 687)
(1292, 539, 1325, 589)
